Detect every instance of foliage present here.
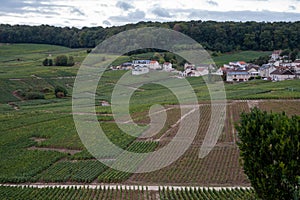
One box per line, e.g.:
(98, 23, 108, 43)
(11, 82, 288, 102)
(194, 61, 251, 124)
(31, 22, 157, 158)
(54, 85, 68, 98)
(55, 55, 68, 66)
(54, 55, 74, 66)
(25, 92, 45, 100)
(236, 108, 300, 200)
(250, 55, 270, 66)
(290, 49, 299, 62)
(0, 21, 300, 52)
(67, 55, 75, 66)
(42, 58, 53, 66)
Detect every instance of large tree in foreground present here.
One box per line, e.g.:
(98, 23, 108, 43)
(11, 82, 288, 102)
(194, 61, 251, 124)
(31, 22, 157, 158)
(236, 108, 299, 200)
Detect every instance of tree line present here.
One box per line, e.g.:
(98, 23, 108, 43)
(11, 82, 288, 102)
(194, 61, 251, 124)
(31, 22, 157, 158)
(43, 55, 75, 67)
(0, 21, 299, 52)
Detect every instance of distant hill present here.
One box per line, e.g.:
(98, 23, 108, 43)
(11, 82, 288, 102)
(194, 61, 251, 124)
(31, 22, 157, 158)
(0, 21, 299, 52)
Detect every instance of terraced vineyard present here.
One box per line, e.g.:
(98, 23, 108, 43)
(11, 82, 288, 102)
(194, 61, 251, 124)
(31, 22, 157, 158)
(0, 186, 256, 200)
(160, 187, 256, 200)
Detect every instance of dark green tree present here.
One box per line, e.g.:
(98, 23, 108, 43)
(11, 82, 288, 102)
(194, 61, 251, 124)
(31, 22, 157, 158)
(290, 49, 299, 62)
(42, 58, 53, 66)
(55, 55, 68, 66)
(280, 49, 291, 57)
(48, 59, 53, 66)
(67, 56, 75, 66)
(236, 108, 300, 200)
(42, 58, 49, 66)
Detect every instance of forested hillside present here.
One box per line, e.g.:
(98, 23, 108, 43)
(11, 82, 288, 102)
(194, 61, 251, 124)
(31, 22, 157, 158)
(0, 21, 299, 52)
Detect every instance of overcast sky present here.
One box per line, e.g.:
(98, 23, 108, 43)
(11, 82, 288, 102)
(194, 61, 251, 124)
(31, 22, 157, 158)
(0, 0, 299, 27)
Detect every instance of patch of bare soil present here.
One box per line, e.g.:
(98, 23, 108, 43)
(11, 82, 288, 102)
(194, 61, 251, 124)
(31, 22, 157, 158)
(30, 137, 47, 143)
(247, 100, 260, 109)
(28, 146, 81, 155)
(8, 102, 20, 110)
(12, 90, 24, 101)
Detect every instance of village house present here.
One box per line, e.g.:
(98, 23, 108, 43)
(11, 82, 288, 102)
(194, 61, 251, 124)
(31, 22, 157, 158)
(259, 64, 276, 78)
(181, 63, 211, 77)
(226, 71, 250, 82)
(184, 63, 196, 70)
(221, 61, 260, 82)
(271, 50, 282, 61)
(149, 60, 161, 70)
(270, 69, 296, 81)
(132, 60, 150, 68)
(212, 67, 225, 76)
(162, 62, 173, 71)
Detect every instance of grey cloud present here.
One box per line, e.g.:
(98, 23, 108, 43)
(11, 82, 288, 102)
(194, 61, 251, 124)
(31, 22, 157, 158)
(206, 0, 219, 6)
(128, 10, 145, 19)
(71, 8, 85, 16)
(0, 0, 34, 13)
(289, 5, 296, 10)
(109, 10, 145, 22)
(152, 7, 172, 18)
(103, 20, 112, 26)
(0, 0, 74, 15)
(116, 1, 134, 11)
(187, 9, 300, 22)
(66, 17, 85, 22)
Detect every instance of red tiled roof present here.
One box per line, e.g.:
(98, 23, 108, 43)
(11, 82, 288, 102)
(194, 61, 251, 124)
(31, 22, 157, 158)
(271, 69, 295, 75)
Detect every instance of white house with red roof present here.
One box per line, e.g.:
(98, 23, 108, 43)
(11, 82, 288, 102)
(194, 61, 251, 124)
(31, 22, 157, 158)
(149, 60, 161, 70)
(271, 50, 282, 61)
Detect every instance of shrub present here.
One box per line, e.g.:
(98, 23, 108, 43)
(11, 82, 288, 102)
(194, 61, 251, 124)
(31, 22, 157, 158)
(55, 86, 68, 98)
(55, 55, 75, 66)
(67, 56, 75, 66)
(236, 108, 300, 200)
(42, 58, 53, 66)
(55, 55, 68, 66)
(41, 87, 52, 93)
(25, 92, 45, 100)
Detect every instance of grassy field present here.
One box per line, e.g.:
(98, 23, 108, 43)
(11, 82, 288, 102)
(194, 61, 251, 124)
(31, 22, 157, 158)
(0, 44, 299, 198)
(212, 51, 271, 66)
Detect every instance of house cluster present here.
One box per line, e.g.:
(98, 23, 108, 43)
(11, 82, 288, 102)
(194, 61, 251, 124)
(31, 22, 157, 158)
(111, 50, 299, 81)
(218, 61, 261, 82)
(110, 60, 174, 75)
(111, 60, 212, 77)
(179, 63, 211, 77)
(219, 50, 300, 82)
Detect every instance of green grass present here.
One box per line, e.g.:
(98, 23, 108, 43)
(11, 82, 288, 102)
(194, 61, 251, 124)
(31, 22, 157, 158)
(0, 43, 85, 79)
(212, 51, 271, 66)
(225, 79, 300, 99)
